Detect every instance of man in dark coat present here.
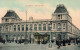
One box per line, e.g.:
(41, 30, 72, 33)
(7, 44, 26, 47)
(63, 40, 66, 46)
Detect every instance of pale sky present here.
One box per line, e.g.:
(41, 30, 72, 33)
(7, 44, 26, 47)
(0, 0, 80, 29)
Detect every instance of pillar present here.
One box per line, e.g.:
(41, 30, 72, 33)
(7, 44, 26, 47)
(16, 35, 18, 43)
(42, 24, 43, 31)
(31, 34, 34, 44)
(46, 24, 48, 31)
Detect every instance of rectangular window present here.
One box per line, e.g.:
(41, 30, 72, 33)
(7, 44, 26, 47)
(26, 24, 28, 31)
(63, 23, 66, 29)
(57, 23, 61, 31)
(6, 26, 8, 31)
(34, 24, 37, 31)
(22, 25, 24, 31)
(48, 24, 52, 31)
(9, 26, 11, 31)
(43, 24, 46, 31)
(18, 25, 20, 31)
(14, 25, 16, 31)
(53, 24, 55, 29)
(57, 14, 62, 19)
(38, 24, 42, 31)
(30, 24, 33, 31)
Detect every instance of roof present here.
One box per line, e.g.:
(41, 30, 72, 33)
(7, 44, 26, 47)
(4, 10, 20, 18)
(54, 4, 68, 13)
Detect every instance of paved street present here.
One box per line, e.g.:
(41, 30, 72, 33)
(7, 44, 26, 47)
(0, 43, 80, 50)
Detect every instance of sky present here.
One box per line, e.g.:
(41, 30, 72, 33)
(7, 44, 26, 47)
(0, 0, 80, 29)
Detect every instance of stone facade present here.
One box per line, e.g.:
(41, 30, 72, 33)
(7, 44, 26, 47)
(0, 4, 80, 43)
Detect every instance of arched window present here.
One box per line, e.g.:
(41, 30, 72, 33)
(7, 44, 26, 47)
(6, 25, 8, 31)
(18, 25, 20, 31)
(34, 24, 37, 31)
(48, 24, 52, 31)
(30, 24, 33, 31)
(43, 24, 46, 31)
(22, 25, 24, 31)
(38, 24, 42, 31)
(14, 25, 16, 31)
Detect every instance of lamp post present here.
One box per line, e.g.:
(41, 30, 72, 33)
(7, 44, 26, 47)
(74, 35, 77, 45)
(49, 21, 52, 48)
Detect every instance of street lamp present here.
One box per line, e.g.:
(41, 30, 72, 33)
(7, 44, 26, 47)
(49, 21, 52, 48)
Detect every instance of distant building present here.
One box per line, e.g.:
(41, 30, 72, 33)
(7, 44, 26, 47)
(0, 4, 80, 43)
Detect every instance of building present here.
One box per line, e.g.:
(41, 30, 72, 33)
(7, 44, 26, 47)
(0, 4, 80, 43)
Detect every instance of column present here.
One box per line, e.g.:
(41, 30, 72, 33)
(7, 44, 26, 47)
(16, 25, 18, 32)
(16, 35, 18, 43)
(28, 24, 30, 31)
(37, 24, 39, 31)
(52, 23, 53, 31)
(24, 24, 26, 31)
(42, 24, 43, 31)
(12, 25, 13, 31)
(20, 25, 22, 32)
(8, 25, 9, 32)
(46, 24, 48, 31)
(33, 24, 34, 31)
(31, 34, 34, 44)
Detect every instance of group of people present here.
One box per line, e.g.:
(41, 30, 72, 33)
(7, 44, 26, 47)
(56, 39, 80, 49)
(56, 39, 71, 49)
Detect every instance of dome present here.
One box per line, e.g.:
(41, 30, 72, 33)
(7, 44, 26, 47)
(54, 4, 68, 13)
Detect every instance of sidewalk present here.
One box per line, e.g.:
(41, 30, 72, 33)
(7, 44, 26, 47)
(0, 43, 80, 50)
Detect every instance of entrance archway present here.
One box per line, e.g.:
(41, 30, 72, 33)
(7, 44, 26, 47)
(34, 32, 49, 44)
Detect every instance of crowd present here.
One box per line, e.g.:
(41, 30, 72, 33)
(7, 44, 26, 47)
(56, 39, 80, 49)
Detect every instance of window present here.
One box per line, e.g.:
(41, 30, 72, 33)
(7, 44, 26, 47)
(43, 24, 46, 31)
(30, 24, 33, 31)
(63, 23, 65, 27)
(57, 23, 61, 31)
(63, 23, 66, 29)
(18, 25, 20, 31)
(6, 25, 8, 31)
(48, 24, 52, 31)
(26, 24, 28, 31)
(9, 26, 11, 30)
(5, 19, 8, 22)
(53, 24, 55, 29)
(38, 24, 42, 31)
(22, 25, 24, 31)
(34, 24, 37, 31)
(58, 15, 60, 19)
(57, 14, 62, 19)
(14, 25, 16, 31)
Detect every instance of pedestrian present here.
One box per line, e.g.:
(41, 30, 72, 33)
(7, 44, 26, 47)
(63, 40, 66, 46)
(57, 40, 61, 49)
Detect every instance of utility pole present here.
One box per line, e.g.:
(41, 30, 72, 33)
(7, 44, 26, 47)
(24, 11, 27, 44)
(49, 21, 52, 48)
